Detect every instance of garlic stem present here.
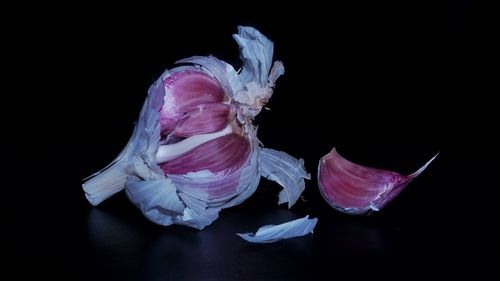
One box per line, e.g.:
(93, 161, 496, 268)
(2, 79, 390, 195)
(156, 124, 233, 164)
(82, 161, 130, 206)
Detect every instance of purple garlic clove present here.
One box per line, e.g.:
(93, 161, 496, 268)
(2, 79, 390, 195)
(171, 103, 230, 138)
(160, 70, 226, 136)
(160, 133, 250, 175)
(318, 148, 437, 215)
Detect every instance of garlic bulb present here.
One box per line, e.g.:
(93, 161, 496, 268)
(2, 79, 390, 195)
(318, 148, 437, 215)
(82, 26, 310, 229)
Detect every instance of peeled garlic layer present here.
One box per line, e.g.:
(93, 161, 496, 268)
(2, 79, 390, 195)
(237, 215, 318, 243)
(82, 26, 310, 229)
(318, 148, 437, 215)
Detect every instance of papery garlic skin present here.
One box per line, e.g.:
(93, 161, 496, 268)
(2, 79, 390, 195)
(237, 215, 318, 243)
(318, 148, 437, 215)
(82, 26, 310, 229)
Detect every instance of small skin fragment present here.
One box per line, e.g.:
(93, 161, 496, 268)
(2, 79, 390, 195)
(237, 215, 318, 243)
(259, 148, 311, 208)
(318, 148, 437, 215)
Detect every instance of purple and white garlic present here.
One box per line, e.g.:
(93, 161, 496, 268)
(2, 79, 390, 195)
(82, 26, 309, 229)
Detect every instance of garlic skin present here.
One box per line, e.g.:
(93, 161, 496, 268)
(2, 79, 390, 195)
(237, 215, 318, 243)
(82, 26, 309, 229)
(318, 148, 437, 215)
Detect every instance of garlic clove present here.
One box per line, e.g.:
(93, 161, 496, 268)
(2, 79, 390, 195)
(160, 133, 251, 175)
(318, 148, 437, 215)
(237, 215, 318, 243)
(160, 70, 225, 135)
(155, 124, 233, 164)
(172, 103, 230, 138)
(170, 138, 261, 207)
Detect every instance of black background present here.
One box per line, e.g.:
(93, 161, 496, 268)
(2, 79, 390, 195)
(5, 1, 498, 280)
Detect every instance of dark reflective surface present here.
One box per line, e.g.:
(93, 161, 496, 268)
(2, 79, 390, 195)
(7, 2, 498, 280)
(10, 165, 493, 280)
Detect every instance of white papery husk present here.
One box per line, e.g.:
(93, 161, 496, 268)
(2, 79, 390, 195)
(237, 215, 318, 243)
(83, 26, 310, 229)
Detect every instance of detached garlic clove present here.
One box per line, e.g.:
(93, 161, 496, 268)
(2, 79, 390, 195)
(318, 148, 437, 215)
